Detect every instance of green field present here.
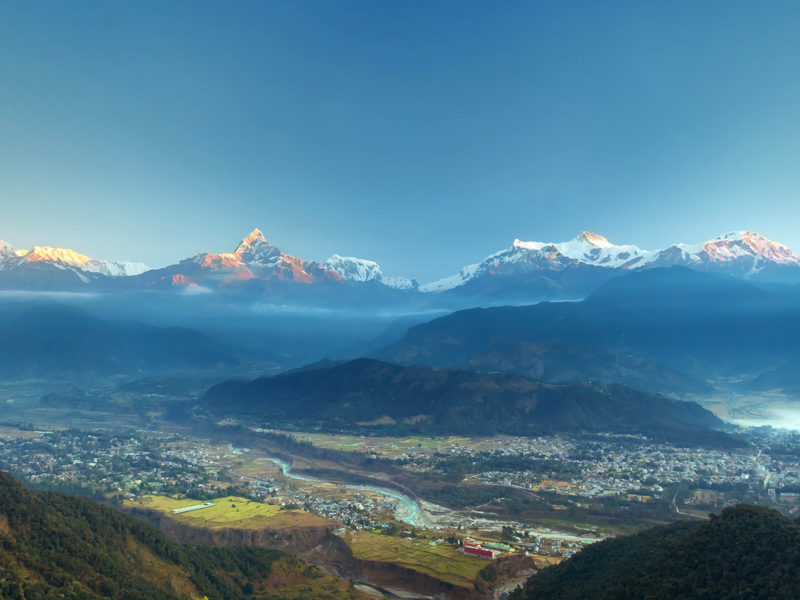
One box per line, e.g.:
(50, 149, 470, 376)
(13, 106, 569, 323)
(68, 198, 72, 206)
(276, 431, 495, 458)
(343, 531, 488, 588)
(126, 495, 329, 529)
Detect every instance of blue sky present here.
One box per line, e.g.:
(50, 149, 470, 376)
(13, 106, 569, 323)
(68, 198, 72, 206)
(1, 0, 800, 282)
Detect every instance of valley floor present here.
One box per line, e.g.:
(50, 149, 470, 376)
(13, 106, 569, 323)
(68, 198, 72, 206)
(3, 382, 800, 598)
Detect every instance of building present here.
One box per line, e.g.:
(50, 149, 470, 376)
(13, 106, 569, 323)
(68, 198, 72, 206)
(463, 545, 500, 559)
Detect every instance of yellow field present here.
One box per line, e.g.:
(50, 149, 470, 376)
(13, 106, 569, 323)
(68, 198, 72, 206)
(126, 495, 330, 529)
(343, 531, 488, 588)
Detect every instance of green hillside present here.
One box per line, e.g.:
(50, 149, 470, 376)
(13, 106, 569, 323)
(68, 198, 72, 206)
(0, 471, 361, 600)
(512, 504, 800, 600)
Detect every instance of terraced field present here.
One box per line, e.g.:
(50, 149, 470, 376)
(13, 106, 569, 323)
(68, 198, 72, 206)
(126, 495, 329, 529)
(343, 530, 488, 588)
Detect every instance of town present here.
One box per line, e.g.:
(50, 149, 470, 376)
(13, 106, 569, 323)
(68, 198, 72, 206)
(3, 424, 800, 526)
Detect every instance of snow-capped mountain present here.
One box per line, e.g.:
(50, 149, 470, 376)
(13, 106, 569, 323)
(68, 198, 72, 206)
(643, 231, 800, 277)
(324, 254, 417, 290)
(138, 229, 416, 294)
(185, 228, 321, 282)
(1, 228, 797, 303)
(421, 231, 648, 292)
(422, 230, 800, 294)
(0, 240, 147, 287)
(139, 228, 339, 290)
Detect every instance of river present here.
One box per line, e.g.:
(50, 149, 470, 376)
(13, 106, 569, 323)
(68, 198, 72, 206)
(263, 456, 425, 527)
(263, 456, 601, 543)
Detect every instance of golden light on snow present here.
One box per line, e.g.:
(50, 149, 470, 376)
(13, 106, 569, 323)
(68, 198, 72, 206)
(24, 246, 91, 265)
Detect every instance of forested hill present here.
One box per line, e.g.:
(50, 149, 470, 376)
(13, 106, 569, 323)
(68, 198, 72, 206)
(511, 504, 800, 600)
(200, 358, 738, 446)
(0, 471, 359, 600)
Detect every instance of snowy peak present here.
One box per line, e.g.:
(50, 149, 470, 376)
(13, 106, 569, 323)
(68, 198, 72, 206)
(646, 231, 800, 275)
(423, 232, 646, 292)
(508, 232, 647, 268)
(187, 229, 414, 289)
(232, 228, 280, 266)
(422, 230, 800, 292)
(0, 241, 148, 277)
(196, 228, 280, 270)
(703, 231, 799, 265)
(234, 228, 269, 255)
(0, 241, 17, 260)
(577, 231, 614, 248)
(555, 232, 647, 267)
(324, 254, 418, 290)
(324, 254, 383, 282)
(22, 246, 92, 266)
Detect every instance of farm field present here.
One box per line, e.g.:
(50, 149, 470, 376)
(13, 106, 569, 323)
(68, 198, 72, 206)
(125, 494, 330, 529)
(342, 530, 488, 588)
(275, 430, 527, 458)
(254, 557, 371, 600)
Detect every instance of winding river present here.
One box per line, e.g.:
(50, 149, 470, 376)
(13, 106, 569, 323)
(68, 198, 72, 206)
(262, 457, 601, 543)
(263, 457, 425, 527)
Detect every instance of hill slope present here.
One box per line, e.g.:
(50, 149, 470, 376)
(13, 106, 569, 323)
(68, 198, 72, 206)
(0, 303, 238, 377)
(0, 471, 364, 600)
(200, 359, 735, 445)
(511, 504, 800, 600)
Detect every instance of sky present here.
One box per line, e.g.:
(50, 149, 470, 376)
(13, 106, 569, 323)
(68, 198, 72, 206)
(1, 0, 800, 282)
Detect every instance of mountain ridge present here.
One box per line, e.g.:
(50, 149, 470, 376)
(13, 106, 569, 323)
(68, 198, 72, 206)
(198, 357, 737, 446)
(2, 228, 799, 303)
(379, 267, 800, 389)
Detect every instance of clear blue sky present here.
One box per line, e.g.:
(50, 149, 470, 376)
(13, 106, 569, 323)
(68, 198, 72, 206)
(1, 0, 800, 282)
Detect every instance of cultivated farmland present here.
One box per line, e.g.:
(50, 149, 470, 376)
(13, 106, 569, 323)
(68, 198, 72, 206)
(342, 530, 488, 588)
(126, 495, 329, 529)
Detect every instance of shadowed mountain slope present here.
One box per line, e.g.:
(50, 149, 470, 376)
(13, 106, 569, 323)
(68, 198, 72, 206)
(380, 268, 800, 384)
(200, 358, 736, 446)
(0, 303, 238, 377)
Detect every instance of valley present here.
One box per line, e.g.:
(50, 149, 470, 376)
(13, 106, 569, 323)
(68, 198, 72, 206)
(3, 229, 800, 599)
(5, 5, 800, 597)
(2, 375, 800, 598)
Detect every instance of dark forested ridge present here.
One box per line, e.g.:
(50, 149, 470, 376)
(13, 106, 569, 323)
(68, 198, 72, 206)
(0, 303, 238, 377)
(200, 358, 738, 446)
(380, 268, 800, 391)
(511, 504, 800, 600)
(0, 471, 355, 600)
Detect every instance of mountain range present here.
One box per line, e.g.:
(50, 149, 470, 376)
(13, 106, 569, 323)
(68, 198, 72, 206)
(379, 267, 800, 392)
(2, 229, 799, 306)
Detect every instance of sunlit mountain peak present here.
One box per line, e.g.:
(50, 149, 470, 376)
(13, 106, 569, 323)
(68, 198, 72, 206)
(24, 246, 92, 265)
(702, 231, 799, 265)
(234, 228, 268, 254)
(576, 231, 614, 248)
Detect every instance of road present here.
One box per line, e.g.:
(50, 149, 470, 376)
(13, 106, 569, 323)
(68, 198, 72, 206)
(672, 489, 710, 520)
